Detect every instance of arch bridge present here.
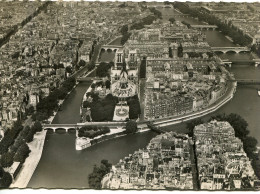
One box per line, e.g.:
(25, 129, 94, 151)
(212, 47, 250, 54)
(229, 79, 260, 85)
(147, 4, 173, 8)
(221, 58, 260, 67)
(190, 25, 218, 30)
(42, 122, 126, 133)
(101, 45, 123, 52)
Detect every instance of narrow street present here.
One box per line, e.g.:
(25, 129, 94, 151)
(189, 143, 199, 190)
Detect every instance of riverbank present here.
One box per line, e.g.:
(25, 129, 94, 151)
(10, 130, 47, 188)
(49, 68, 97, 124)
(76, 125, 150, 150)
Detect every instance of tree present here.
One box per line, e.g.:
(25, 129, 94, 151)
(32, 121, 43, 132)
(128, 96, 141, 119)
(57, 87, 68, 100)
(125, 120, 138, 134)
(121, 32, 131, 45)
(26, 130, 35, 143)
(210, 113, 249, 140)
(79, 59, 86, 67)
(58, 63, 64, 68)
(0, 152, 14, 168)
(65, 66, 72, 74)
(169, 47, 173, 58)
(32, 111, 48, 122)
(96, 62, 110, 78)
(20, 126, 31, 138)
(169, 17, 175, 24)
(88, 160, 112, 189)
(0, 171, 13, 188)
(186, 118, 203, 137)
(26, 106, 35, 116)
(140, 58, 146, 78)
(120, 24, 128, 35)
(178, 44, 183, 57)
(14, 143, 30, 163)
(83, 101, 91, 108)
(251, 151, 260, 179)
(105, 80, 111, 89)
(0, 166, 3, 177)
(243, 136, 258, 159)
(88, 61, 95, 71)
(101, 159, 112, 169)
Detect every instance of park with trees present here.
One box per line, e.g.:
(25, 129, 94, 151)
(0, 120, 43, 169)
(127, 95, 141, 120)
(88, 159, 112, 189)
(96, 62, 114, 78)
(0, 166, 12, 188)
(83, 92, 118, 122)
(125, 120, 138, 134)
(0, 119, 43, 187)
(33, 77, 76, 122)
(78, 126, 110, 139)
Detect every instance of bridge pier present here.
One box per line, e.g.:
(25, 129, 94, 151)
(76, 128, 79, 137)
(255, 62, 260, 67)
(66, 128, 68, 133)
(53, 128, 56, 133)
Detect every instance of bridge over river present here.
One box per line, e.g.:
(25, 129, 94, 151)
(221, 58, 260, 67)
(229, 79, 260, 85)
(190, 24, 218, 30)
(42, 122, 126, 132)
(212, 47, 251, 54)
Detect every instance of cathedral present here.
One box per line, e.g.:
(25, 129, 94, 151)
(110, 47, 138, 121)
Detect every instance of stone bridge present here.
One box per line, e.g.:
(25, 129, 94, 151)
(220, 58, 260, 67)
(147, 4, 173, 8)
(42, 122, 126, 133)
(76, 77, 94, 82)
(190, 25, 218, 30)
(101, 45, 123, 52)
(229, 79, 260, 85)
(212, 47, 251, 54)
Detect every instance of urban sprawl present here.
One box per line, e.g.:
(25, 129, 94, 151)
(0, 1, 260, 190)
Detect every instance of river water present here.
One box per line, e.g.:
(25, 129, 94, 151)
(28, 7, 260, 188)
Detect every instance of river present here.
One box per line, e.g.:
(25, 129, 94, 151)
(28, 6, 260, 188)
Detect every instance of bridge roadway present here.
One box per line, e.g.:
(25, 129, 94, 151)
(43, 122, 126, 132)
(147, 4, 173, 8)
(190, 25, 218, 30)
(212, 47, 251, 54)
(101, 45, 123, 52)
(229, 79, 260, 85)
(76, 77, 95, 82)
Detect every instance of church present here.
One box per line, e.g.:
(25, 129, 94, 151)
(110, 47, 139, 121)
